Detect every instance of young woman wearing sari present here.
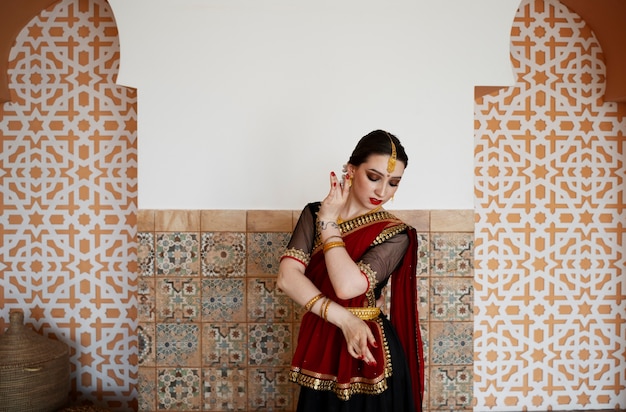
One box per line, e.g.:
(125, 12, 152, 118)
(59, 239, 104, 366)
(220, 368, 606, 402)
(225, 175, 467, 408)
(277, 130, 424, 412)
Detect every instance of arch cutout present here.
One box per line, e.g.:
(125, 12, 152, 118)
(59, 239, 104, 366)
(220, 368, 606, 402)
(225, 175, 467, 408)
(3, 1, 626, 104)
(473, 0, 626, 102)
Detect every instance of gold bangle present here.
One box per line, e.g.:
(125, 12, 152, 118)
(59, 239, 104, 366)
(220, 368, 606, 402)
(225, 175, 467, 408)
(319, 297, 327, 318)
(324, 235, 343, 243)
(323, 299, 332, 321)
(323, 241, 345, 253)
(304, 293, 324, 312)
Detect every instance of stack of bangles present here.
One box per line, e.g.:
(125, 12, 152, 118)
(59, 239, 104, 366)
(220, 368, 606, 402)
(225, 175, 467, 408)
(323, 235, 345, 253)
(303, 293, 332, 321)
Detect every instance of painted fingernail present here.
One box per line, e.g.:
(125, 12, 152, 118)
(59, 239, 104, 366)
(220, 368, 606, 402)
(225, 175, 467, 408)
(333, 182, 337, 187)
(331, 171, 336, 177)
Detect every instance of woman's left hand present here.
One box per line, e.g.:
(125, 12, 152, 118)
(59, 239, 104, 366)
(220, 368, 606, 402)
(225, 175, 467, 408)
(339, 313, 378, 365)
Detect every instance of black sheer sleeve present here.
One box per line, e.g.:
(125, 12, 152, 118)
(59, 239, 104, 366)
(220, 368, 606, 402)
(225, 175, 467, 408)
(359, 231, 410, 297)
(281, 202, 319, 266)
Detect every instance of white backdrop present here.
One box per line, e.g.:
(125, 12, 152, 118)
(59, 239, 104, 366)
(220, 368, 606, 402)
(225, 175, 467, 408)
(110, 0, 519, 210)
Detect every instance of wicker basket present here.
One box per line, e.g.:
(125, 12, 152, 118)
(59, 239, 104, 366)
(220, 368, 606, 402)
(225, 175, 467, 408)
(0, 309, 70, 412)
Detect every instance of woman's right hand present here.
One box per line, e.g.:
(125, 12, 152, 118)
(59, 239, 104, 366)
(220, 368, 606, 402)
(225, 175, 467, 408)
(318, 171, 350, 223)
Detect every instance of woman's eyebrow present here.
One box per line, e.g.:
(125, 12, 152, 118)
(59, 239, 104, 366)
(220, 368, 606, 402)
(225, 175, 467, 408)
(367, 169, 403, 180)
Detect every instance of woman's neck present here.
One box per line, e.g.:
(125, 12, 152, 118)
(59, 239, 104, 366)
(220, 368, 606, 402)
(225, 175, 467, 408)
(337, 203, 383, 224)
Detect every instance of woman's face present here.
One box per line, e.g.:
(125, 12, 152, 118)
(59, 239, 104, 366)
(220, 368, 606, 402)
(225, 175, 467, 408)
(349, 154, 405, 210)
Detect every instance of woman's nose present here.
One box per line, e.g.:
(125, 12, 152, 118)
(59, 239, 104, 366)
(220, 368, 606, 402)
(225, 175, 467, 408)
(375, 184, 386, 197)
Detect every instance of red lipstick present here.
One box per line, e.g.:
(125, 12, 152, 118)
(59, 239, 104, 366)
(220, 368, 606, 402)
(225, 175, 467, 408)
(370, 198, 382, 205)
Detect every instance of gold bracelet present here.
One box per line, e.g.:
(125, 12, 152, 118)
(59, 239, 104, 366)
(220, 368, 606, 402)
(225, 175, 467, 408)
(323, 241, 345, 253)
(324, 235, 343, 243)
(319, 297, 327, 318)
(304, 293, 324, 312)
(323, 299, 332, 321)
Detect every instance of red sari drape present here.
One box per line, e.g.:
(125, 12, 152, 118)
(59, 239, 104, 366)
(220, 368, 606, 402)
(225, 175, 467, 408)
(287, 211, 424, 410)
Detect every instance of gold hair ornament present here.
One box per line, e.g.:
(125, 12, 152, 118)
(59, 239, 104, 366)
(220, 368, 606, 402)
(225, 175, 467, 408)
(385, 132, 397, 173)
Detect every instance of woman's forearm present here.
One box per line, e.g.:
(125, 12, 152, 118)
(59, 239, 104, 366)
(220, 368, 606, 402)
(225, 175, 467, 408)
(316, 218, 369, 299)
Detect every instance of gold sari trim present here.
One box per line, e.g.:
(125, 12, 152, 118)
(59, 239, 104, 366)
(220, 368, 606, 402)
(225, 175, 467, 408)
(312, 209, 402, 249)
(346, 306, 381, 320)
(289, 317, 393, 400)
(280, 248, 310, 266)
(372, 224, 408, 246)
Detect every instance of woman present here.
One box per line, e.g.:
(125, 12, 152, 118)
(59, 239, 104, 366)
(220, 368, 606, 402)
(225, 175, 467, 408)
(277, 130, 424, 412)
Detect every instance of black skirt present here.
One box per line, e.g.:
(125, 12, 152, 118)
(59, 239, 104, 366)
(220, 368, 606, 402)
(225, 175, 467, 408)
(295, 314, 417, 412)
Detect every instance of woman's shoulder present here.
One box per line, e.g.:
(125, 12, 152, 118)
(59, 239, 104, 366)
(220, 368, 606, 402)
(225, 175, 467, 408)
(301, 201, 321, 216)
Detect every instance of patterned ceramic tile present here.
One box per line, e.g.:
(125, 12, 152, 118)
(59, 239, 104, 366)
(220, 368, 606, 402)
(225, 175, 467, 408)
(421, 365, 430, 411)
(430, 321, 473, 365)
(138, 322, 155, 366)
(140, 210, 478, 411)
(417, 232, 430, 275)
(156, 323, 201, 367)
(246, 232, 291, 275)
(429, 365, 472, 410)
(157, 368, 201, 411)
(201, 232, 246, 277)
(420, 322, 430, 365)
(138, 277, 156, 322)
(203, 367, 247, 411)
(201, 278, 246, 322)
(202, 323, 247, 366)
(138, 232, 155, 277)
(248, 323, 292, 366)
(431, 233, 474, 277)
(247, 278, 292, 322)
(431, 277, 473, 322)
(247, 368, 293, 411)
(156, 278, 201, 323)
(156, 232, 200, 276)
(418, 277, 429, 322)
(137, 367, 156, 412)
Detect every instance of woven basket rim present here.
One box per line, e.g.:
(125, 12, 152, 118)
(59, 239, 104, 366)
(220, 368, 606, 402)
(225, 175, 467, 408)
(1, 311, 70, 368)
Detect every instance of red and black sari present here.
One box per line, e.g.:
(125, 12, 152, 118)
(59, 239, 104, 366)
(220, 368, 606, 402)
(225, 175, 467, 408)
(281, 202, 424, 412)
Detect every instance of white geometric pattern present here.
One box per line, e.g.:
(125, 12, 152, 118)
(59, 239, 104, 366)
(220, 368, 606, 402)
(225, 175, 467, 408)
(0, 0, 137, 408)
(474, 0, 626, 410)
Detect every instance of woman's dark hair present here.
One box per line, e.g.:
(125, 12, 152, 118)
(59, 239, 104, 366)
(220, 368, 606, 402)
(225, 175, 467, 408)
(348, 129, 408, 168)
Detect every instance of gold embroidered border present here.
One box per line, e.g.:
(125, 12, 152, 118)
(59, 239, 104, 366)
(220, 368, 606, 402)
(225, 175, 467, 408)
(289, 317, 393, 400)
(356, 261, 377, 306)
(312, 210, 402, 249)
(371, 224, 408, 246)
(280, 248, 310, 266)
(346, 307, 380, 320)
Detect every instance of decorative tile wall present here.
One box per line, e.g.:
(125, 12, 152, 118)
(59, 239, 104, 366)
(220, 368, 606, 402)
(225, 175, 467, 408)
(137, 209, 474, 411)
(474, 0, 626, 410)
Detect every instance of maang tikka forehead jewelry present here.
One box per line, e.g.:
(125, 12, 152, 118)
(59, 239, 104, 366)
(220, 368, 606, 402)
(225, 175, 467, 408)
(385, 132, 397, 173)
